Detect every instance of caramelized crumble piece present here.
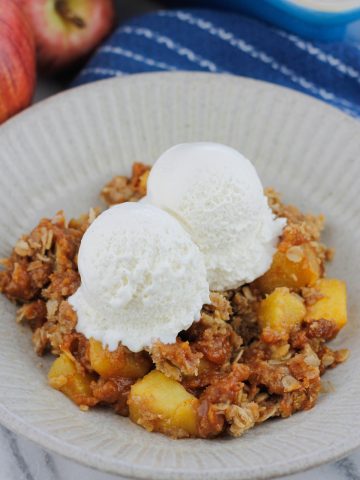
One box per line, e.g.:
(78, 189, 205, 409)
(197, 363, 250, 438)
(186, 293, 242, 366)
(0, 211, 98, 355)
(202, 292, 232, 322)
(130, 163, 150, 196)
(192, 319, 240, 365)
(16, 299, 47, 330)
(92, 377, 135, 416)
(42, 270, 80, 301)
(100, 163, 150, 206)
(61, 332, 91, 371)
(226, 287, 260, 345)
(150, 339, 202, 381)
(265, 188, 324, 241)
(301, 286, 325, 306)
(0, 257, 52, 303)
(68, 207, 100, 234)
(191, 319, 241, 366)
(181, 359, 225, 392)
(265, 187, 332, 264)
(244, 342, 322, 418)
(32, 299, 78, 355)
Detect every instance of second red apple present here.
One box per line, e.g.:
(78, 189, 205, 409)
(23, 0, 115, 73)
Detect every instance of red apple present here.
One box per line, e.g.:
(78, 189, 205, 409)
(23, 0, 115, 73)
(0, 0, 36, 124)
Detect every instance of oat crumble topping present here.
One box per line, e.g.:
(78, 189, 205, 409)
(0, 164, 349, 439)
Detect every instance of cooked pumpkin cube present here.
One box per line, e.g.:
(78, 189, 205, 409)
(258, 287, 306, 335)
(89, 338, 152, 379)
(48, 353, 97, 407)
(255, 244, 320, 293)
(128, 370, 199, 438)
(306, 278, 347, 330)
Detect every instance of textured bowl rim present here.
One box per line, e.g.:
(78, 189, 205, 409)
(1, 71, 360, 480)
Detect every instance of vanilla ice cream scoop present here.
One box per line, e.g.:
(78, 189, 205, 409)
(146, 143, 286, 291)
(69, 203, 209, 352)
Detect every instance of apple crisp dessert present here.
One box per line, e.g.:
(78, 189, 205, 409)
(0, 163, 349, 439)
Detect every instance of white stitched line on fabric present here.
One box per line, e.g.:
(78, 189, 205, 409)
(99, 45, 178, 71)
(334, 105, 358, 117)
(119, 25, 224, 73)
(158, 11, 358, 115)
(276, 30, 360, 83)
(79, 67, 125, 77)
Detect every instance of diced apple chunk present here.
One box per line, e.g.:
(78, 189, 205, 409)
(89, 338, 152, 379)
(306, 279, 347, 330)
(128, 370, 199, 438)
(48, 353, 96, 407)
(258, 287, 306, 335)
(255, 244, 321, 293)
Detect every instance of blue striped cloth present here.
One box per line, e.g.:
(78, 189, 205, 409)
(73, 9, 360, 118)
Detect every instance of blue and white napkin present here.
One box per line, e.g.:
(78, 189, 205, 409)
(73, 9, 360, 118)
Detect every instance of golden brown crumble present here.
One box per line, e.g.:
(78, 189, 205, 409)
(0, 165, 349, 440)
(100, 163, 150, 206)
(150, 340, 202, 381)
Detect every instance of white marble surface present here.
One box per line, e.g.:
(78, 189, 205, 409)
(2, 0, 360, 478)
(1, 422, 360, 480)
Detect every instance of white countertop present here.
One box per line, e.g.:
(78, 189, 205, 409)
(2, 1, 359, 478)
(1, 422, 359, 480)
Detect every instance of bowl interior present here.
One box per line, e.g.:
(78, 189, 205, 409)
(0, 72, 359, 480)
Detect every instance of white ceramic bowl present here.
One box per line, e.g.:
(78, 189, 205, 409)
(0, 72, 359, 480)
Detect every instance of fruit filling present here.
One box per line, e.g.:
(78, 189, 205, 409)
(0, 150, 349, 439)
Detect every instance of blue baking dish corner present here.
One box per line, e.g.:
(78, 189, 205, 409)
(187, 0, 360, 41)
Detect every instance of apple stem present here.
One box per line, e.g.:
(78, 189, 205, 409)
(55, 0, 86, 28)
